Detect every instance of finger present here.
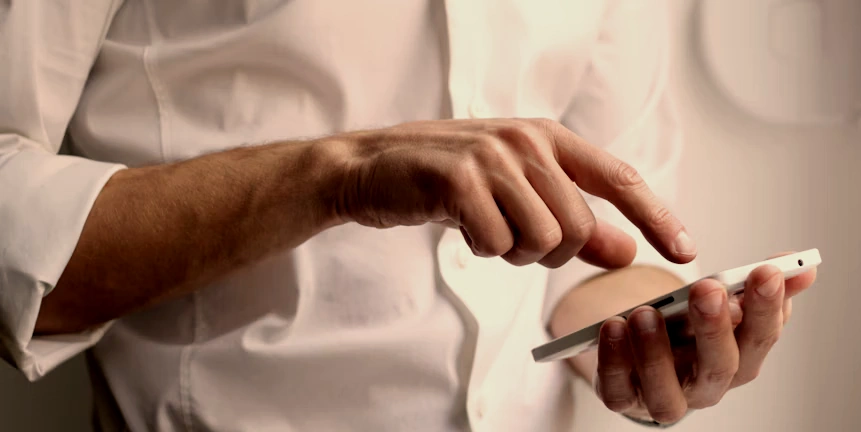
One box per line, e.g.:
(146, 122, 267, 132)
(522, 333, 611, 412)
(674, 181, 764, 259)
(550, 126, 695, 265)
(573, 219, 637, 270)
(731, 265, 785, 388)
(595, 317, 638, 413)
(524, 160, 599, 268)
(765, 251, 817, 298)
(785, 268, 816, 298)
(628, 307, 689, 424)
(666, 297, 742, 342)
(492, 173, 562, 266)
(516, 132, 636, 269)
(685, 279, 739, 409)
(783, 298, 793, 326)
(730, 297, 744, 327)
(457, 187, 514, 258)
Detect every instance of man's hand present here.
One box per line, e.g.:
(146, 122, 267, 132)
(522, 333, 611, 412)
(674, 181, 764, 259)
(41, 117, 694, 335)
(587, 253, 817, 424)
(333, 118, 696, 269)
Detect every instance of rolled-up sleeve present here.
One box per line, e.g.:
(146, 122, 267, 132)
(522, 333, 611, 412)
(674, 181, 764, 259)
(544, 0, 700, 323)
(0, 1, 126, 381)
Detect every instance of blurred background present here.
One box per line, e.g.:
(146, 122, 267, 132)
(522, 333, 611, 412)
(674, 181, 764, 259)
(573, 1, 861, 431)
(1, 0, 858, 430)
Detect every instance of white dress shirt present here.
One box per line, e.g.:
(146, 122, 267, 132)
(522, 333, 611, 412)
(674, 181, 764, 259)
(0, 1, 699, 431)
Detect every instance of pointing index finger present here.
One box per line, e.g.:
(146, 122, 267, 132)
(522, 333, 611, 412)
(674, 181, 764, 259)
(552, 127, 696, 264)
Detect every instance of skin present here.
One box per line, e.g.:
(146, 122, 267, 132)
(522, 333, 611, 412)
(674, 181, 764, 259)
(37, 118, 694, 334)
(35, 115, 815, 422)
(32, 116, 812, 424)
(550, 255, 817, 424)
(36, 140, 346, 333)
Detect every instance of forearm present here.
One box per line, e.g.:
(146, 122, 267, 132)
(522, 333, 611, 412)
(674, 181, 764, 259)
(36, 139, 348, 335)
(549, 265, 685, 384)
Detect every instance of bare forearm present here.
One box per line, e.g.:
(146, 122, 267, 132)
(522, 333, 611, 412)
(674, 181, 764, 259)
(36, 140, 347, 335)
(549, 265, 685, 383)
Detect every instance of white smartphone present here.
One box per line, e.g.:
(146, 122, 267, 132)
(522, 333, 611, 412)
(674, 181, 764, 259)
(531, 248, 822, 363)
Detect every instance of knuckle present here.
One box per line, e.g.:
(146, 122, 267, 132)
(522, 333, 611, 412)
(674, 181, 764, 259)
(747, 301, 782, 319)
(472, 135, 509, 166)
(538, 255, 567, 269)
(702, 366, 737, 386)
(503, 249, 536, 267)
(532, 117, 561, 135)
(649, 403, 687, 425)
(751, 330, 781, 351)
(733, 368, 760, 386)
(699, 326, 730, 344)
(476, 236, 513, 257)
(543, 253, 578, 269)
(693, 394, 724, 409)
(541, 226, 564, 251)
(535, 117, 557, 128)
(647, 206, 676, 230)
(494, 124, 529, 141)
(603, 397, 636, 413)
(495, 124, 544, 155)
(567, 212, 597, 244)
(607, 159, 643, 190)
(450, 154, 481, 178)
(639, 359, 668, 378)
(528, 225, 563, 253)
(449, 158, 484, 195)
(705, 396, 724, 409)
(598, 365, 631, 380)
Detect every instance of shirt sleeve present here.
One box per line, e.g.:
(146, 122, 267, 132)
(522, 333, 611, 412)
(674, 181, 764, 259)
(543, 0, 701, 323)
(0, 1, 127, 381)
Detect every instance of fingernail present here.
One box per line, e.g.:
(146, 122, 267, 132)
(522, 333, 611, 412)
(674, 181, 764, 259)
(694, 290, 724, 316)
(633, 310, 658, 333)
(755, 274, 782, 297)
(605, 321, 626, 340)
(673, 230, 697, 257)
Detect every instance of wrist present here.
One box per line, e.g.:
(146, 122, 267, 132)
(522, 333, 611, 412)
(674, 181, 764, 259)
(300, 136, 361, 229)
(238, 138, 351, 243)
(313, 130, 394, 229)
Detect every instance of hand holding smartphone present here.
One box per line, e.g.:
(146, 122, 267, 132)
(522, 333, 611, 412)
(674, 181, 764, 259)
(531, 249, 822, 363)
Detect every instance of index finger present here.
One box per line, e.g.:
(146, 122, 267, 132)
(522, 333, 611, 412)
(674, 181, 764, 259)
(551, 126, 695, 264)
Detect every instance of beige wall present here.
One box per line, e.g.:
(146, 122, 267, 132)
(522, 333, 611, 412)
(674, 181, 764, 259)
(1, 1, 858, 431)
(573, 1, 861, 431)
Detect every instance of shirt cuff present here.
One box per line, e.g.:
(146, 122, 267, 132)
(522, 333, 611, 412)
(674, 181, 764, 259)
(542, 196, 701, 326)
(0, 149, 126, 381)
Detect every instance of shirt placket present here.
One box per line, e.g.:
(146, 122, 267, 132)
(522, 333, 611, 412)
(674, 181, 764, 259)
(441, 1, 499, 428)
(441, 1, 538, 428)
(444, 0, 491, 120)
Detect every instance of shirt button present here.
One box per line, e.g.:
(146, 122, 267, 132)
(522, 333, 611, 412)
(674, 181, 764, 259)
(455, 245, 472, 269)
(469, 100, 489, 118)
